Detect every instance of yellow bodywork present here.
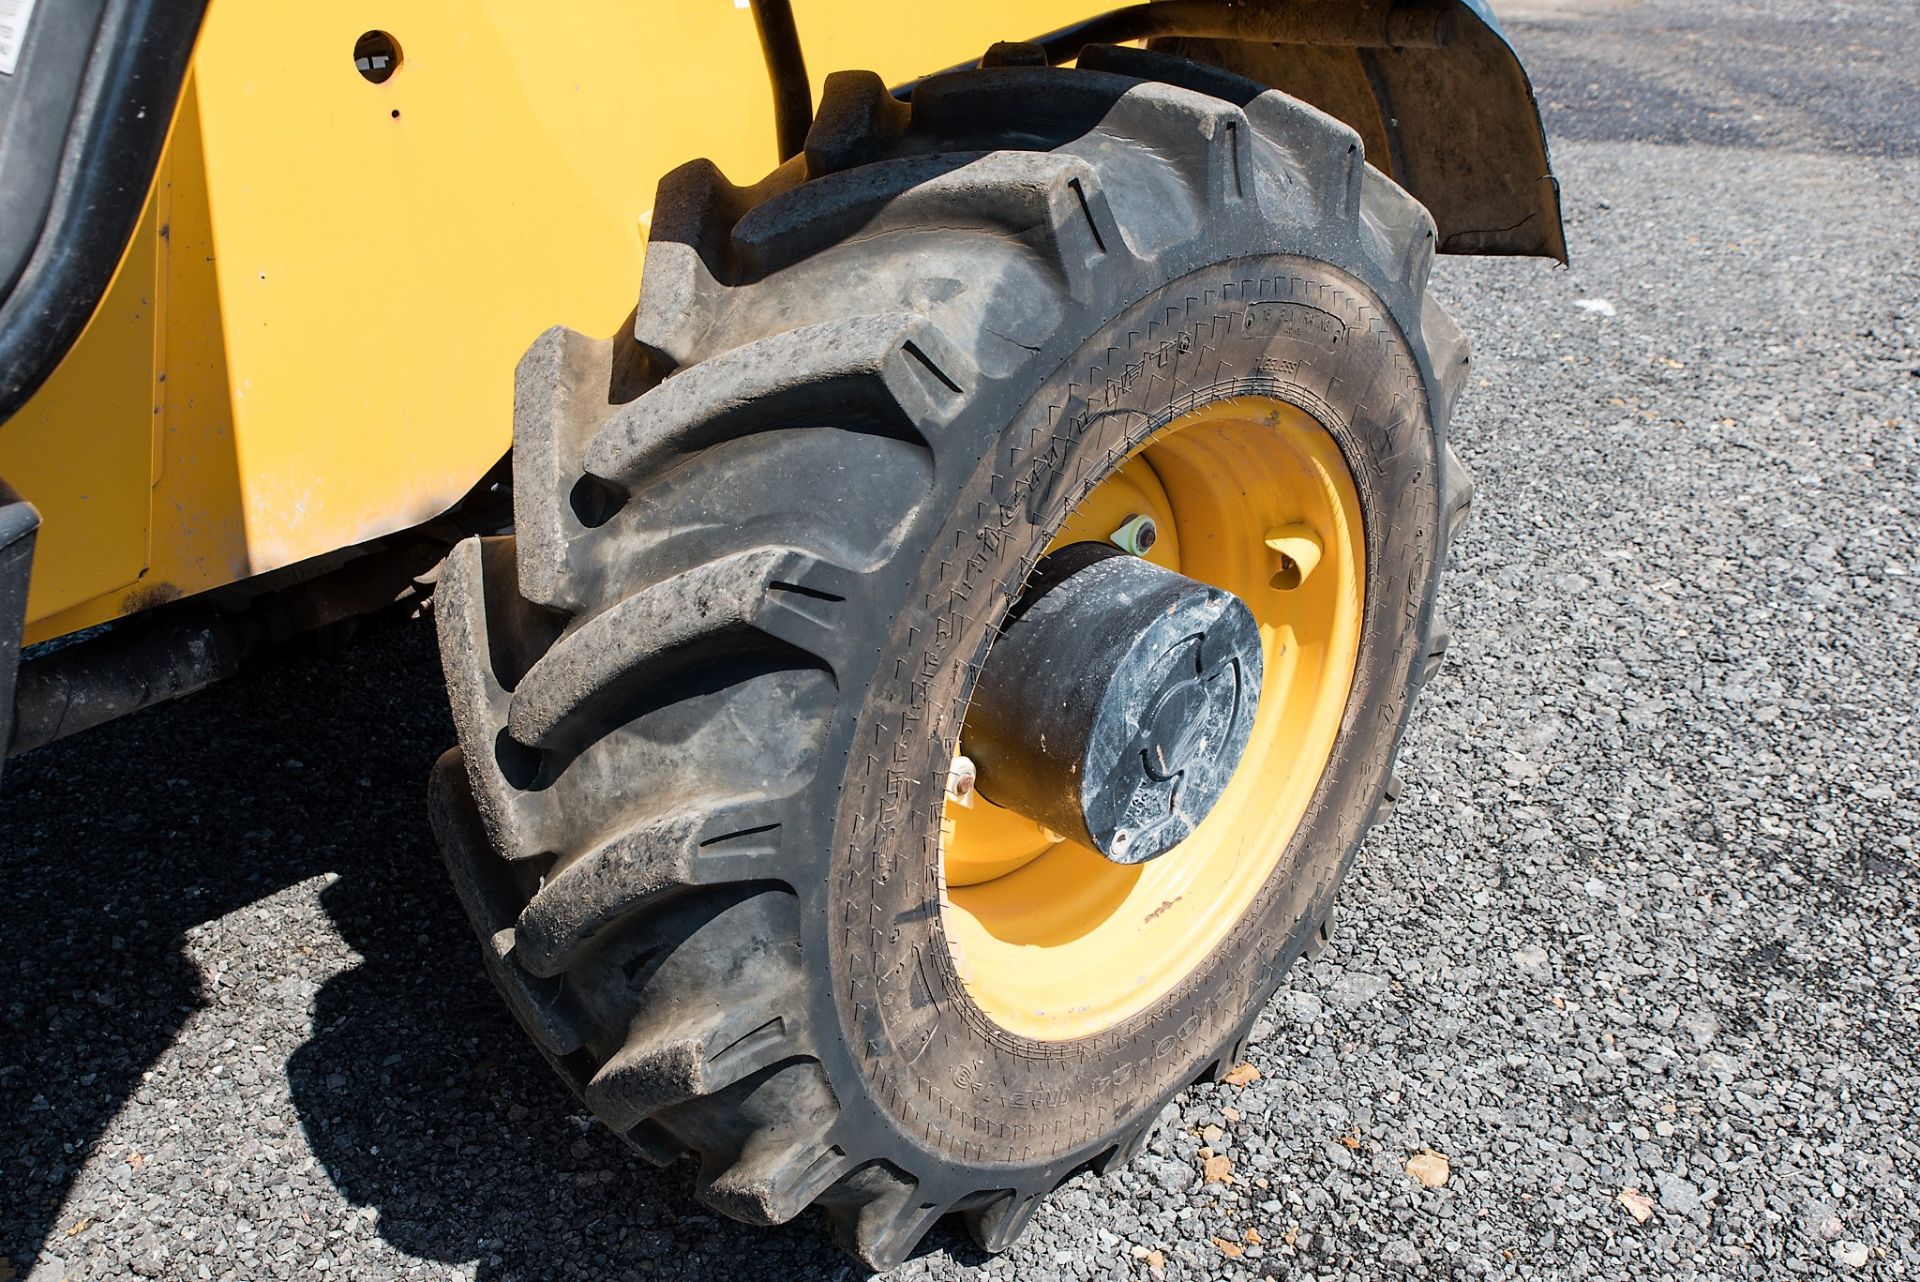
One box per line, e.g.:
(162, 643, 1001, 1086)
(2, 0, 1094, 645)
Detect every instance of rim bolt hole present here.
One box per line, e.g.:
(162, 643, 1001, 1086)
(1265, 523, 1324, 590)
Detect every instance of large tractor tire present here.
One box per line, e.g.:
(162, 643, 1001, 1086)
(431, 44, 1472, 1269)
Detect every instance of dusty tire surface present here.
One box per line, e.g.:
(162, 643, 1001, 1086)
(432, 46, 1470, 1269)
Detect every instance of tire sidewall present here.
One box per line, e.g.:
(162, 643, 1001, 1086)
(820, 251, 1443, 1171)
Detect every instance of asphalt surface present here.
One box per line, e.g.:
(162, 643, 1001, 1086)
(4, 1, 1917, 1278)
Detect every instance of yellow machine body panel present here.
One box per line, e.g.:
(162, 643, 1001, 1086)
(3, 0, 1093, 644)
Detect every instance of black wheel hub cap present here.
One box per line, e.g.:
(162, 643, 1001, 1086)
(962, 542, 1264, 865)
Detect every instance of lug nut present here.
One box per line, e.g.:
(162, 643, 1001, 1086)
(1110, 514, 1158, 556)
(1264, 523, 1324, 590)
(946, 754, 978, 807)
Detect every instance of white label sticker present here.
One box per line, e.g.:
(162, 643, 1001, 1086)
(0, 0, 40, 76)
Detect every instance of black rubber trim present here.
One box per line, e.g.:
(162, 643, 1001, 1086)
(0, 0, 111, 302)
(0, 478, 39, 786)
(0, 0, 208, 424)
(750, 0, 811, 163)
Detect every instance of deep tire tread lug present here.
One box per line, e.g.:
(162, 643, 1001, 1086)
(1070, 73, 1254, 214)
(435, 538, 560, 861)
(1421, 621, 1451, 685)
(1090, 1120, 1157, 1176)
(429, 751, 588, 1058)
(506, 547, 857, 753)
(699, 1130, 852, 1226)
(1078, 41, 1365, 224)
(1442, 442, 1476, 548)
(905, 66, 1146, 143)
(632, 160, 737, 371)
(825, 1164, 948, 1272)
(585, 313, 965, 490)
(804, 69, 911, 178)
(961, 1188, 1046, 1254)
(1377, 770, 1406, 825)
(586, 985, 802, 1130)
(514, 799, 785, 977)
(979, 41, 1049, 69)
(1422, 296, 1472, 427)
(512, 326, 636, 613)
(1362, 168, 1439, 300)
(733, 150, 1126, 291)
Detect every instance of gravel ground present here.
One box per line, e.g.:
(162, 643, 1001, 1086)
(4, 2, 1917, 1279)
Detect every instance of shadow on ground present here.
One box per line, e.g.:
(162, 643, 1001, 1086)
(0, 619, 960, 1279)
(0, 624, 382, 1266)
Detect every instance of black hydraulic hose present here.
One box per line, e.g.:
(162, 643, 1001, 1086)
(751, 0, 812, 162)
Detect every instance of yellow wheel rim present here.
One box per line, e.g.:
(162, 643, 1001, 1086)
(939, 397, 1365, 1041)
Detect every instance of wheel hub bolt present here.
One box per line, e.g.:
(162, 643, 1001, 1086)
(1109, 514, 1158, 556)
(946, 754, 978, 807)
